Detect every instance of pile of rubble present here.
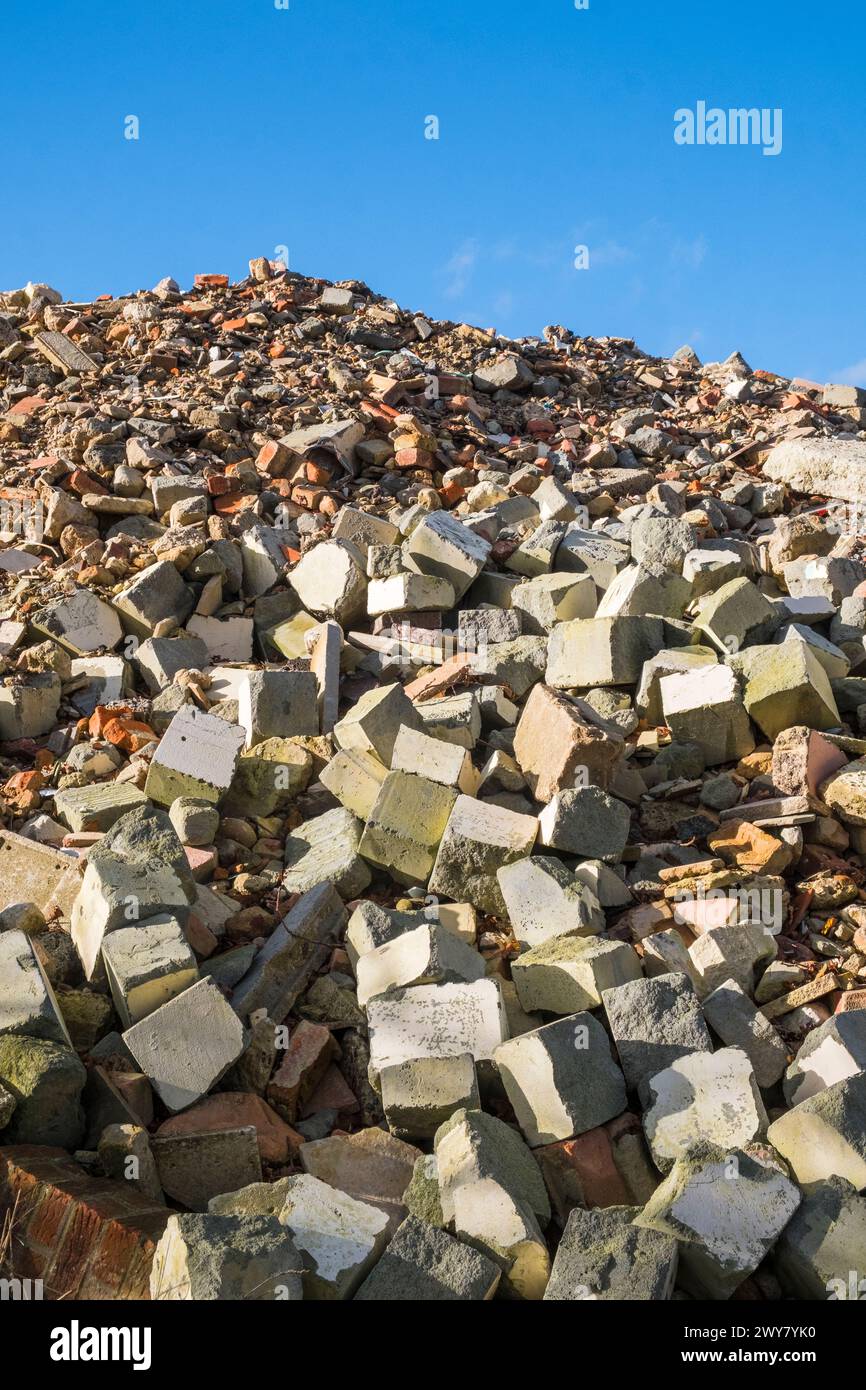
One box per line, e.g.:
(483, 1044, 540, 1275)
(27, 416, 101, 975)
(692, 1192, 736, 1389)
(0, 260, 865, 1302)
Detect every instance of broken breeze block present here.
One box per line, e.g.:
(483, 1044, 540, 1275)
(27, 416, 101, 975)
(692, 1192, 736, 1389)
(743, 640, 840, 741)
(355, 923, 484, 1008)
(784, 1012, 866, 1106)
(544, 1207, 678, 1301)
(660, 663, 755, 767)
(359, 771, 456, 885)
(512, 936, 642, 1014)
(546, 616, 664, 689)
(642, 1047, 768, 1173)
(434, 1108, 552, 1300)
(0, 673, 60, 740)
(354, 1214, 500, 1300)
(123, 976, 246, 1113)
(0, 929, 71, 1046)
(602, 973, 713, 1098)
(497, 857, 602, 948)
(366, 979, 508, 1086)
(71, 850, 192, 980)
(283, 806, 371, 899)
(101, 915, 199, 1027)
(513, 682, 624, 798)
(766, 1073, 866, 1188)
(494, 1014, 628, 1148)
(320, 748, 388, 820)
(213, 1173, 389, 1300)
(150, 1212, 303, 1301)
(428, 795, 537, 917)
(334, 681, 422, 765)
(774, 1176, 866, 1301)
(145, 704, 245, 806)
(403, 510, 491, 601)
(238, 669, 320, 748)
(380, 1053, 480, 1140)
(634, 1143, 801, 1300)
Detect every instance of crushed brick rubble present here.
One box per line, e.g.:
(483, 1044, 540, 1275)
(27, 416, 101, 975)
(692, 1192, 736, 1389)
(0, 261, 865, 1301)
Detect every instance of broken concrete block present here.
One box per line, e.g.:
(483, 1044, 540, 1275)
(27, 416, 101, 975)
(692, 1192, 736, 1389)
(0, 1034, 85, 1147)
(123, 976, 246, 1113)
(320, 747, 388, 820)
(688, 924, 776, 999)
(643, 1047, 767, 1171)
(435, 1107, 551, 1299)
(429, 794, 537, 917)
(602, 973, 713, 1097)
(289, 539, 368, 625)
(355, 1213, 500, 1300)
(224, 737, 313, 819)
(743, 640, 840, 741)
(98, 1122, 163, 1202)
(497, 856, 602, 948)
(403, 510, 491, 601)
(820, 755, 866, 827)
(514, 684, 624, 799)
(595, 564, 690, 621)
(511, 572, 596, 635)
(150, 1212, 303, 1301)
(134, 635, 208, 694)
(774, 1176, 866, 1300)
(113, 559, 193, 637)
(512, 935, 642, 1014)
(71, 850, 192, 981)
(767, 1073, 866, 1188)
(494, 1014, 627, 1148)
(415, 691, 481, 750)
(0, 930, 71, 1046)
(635, 646, 717, 726)
(101, 915, 199, 1027)
(32, 587, 123, 654)
(186, 614, 254, 663)
(356, 922, 484, 1007)
(231, 883, 346, 1022)
(239, 521, 288, 598)
(544, 1206, 678, 1301)
(53, 782, 147, 833)
(692, 576, 781, 652)
(635, 1143, 801, 1299)
(702, 978, 788, 1087)
(215, 1172, 389, 1299)
(538, 785, 631, 861)
(772, 725, 848, 797)
(660, 663, 755, 766)
(380, 1053, 480, 1140)
(546, 616, 664, 689)
(367, 571, 455, 615)
(308, 618, 341, 733)
(153, 1126, 262, 1210)
(390, 724, 478, 794)
(784, 1011, 866, 1106)
(334, 680, 422, 765)
(298, 1125, 419, 1232)
(237, 669, 319, 747)
(283, 806, 371, 899)
(359, 771, 456, 885)
(145, 704, 245, 806)
(0, 673, 60, 740)
(366, 979, 508, 1085)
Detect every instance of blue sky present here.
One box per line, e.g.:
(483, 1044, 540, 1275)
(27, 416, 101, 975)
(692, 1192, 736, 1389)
(1, 0, 864, 384)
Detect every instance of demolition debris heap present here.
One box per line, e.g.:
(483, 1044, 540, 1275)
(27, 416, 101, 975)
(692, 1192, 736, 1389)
(0, 261, 865, 1302)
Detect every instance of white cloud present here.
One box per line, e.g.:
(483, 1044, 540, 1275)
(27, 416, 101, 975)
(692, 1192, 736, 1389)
(442, 239, 479, 299)
(835, 358, 866, 387)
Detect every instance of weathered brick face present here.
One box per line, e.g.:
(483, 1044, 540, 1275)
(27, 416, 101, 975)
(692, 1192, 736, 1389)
(0, 1145, 168, 1300)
